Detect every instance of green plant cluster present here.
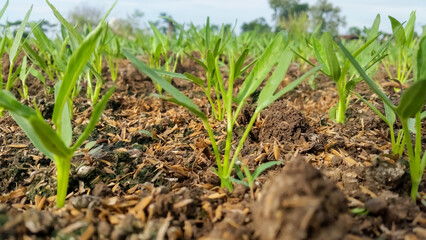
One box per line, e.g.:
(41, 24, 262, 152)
(0, 0, 117, 207)
(0, 0, 424, 207)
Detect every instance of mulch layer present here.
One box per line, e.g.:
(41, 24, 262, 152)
(0, 57, 425, 240)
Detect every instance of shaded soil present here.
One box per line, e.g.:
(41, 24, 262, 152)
(0, 56, 425, 240)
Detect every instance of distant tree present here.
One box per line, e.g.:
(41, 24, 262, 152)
(110, 9, 146, 37)
(241, 18, 271, 33)
(268, 0, 309, 38)
(348, 26, 361, 36)
(68, 5, 103, 31)
(151, 12, 175, 36)
(269, 0, 309, 22)
(310, 0, 346, 36)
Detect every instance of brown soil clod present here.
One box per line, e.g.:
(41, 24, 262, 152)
(252, 157, 353, 240)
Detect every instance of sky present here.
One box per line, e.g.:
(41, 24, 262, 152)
(1, 0, 426, 35)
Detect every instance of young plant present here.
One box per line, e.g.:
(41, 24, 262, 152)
(4, 5, 32, 91)
(184, 18, 236, 121)
(301, 15, 389, 123)
(143, 21, 183, 94)
(124, 32, 320, 191)
(382, 11, 416, 89)
(0, 23, 115, 207)
(104, 33, 121, 83)
(339, 35, 426, 201)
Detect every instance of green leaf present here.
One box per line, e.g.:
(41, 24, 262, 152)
(0, 0, 9, 20)
(395, 80, 426, 119)
(322, 32, 341, 82)
(149, 23, 167, 47)
(100, 0, 118, 23)
(338, 42, 397, 111)
(30, 22, 54, 53)
(313, 36, 330, 75)
(9, 5, 32, 64)
(123, 49, 207, 121)
(19, 56, 28, 81)
(233, 49, 249, 79)
(12, 114, 55, 160)
(243, 165, 253, 185)
(0, 90, 33, 117)
(404, 11, 416, 47)
(138, 130, 153, 138)
(367, 14, 380, 41)
(71, 86, 115, 152)
(206, 50, 215, 74)
(230, 177, 249, 187)
(352, 91, 389, 125)
(22, 42, 48, 70)
(346, 78, 363, 92)
(421, 111, 426, 120)
(259, 65, 321, 112)
(184, 52, 207, 70)
(350, 208, 369, 215)
(416, 35, 426, 81)
(329, 106, 337, 122)
(237, 31, 287, 103)
(385, 102, 396, 126)
(252, 161, 282, 180)
(0, 90, 70, 160)
(183, 73, 204, 86)
(421, 150, 426, 174)
(52, 23, 104, 127)
(389, 16, 406, 46)
(234, 164, 245, 180)
(29, 116, 72, 159)
(256, 48, 292, 111)
(54, 82, 72, 147)
(29, 68, 46, 86)
(46, 0, 83, 44)
(87, 64, 105, 84)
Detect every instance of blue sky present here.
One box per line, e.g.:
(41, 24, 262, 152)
(2, 0, 426, 34)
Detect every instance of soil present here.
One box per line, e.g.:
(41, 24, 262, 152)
(0, 56, 425, 240)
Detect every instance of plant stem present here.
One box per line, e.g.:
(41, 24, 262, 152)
(390, 127, 397, 155)
(202, 119, 222, 174)
(55, 156, 71, 207)
(336, 90, 347, 124)
(92, 79, 102, 104)
(5, 64, 14, 90)
(402, 118, 419, 200)
(226, 111, 259, 178)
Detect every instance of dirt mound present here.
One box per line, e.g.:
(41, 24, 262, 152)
(252, 158, 352, 240)
(259, 100, 311, 144)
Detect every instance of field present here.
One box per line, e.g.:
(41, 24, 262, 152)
(0, 1, 425, 239)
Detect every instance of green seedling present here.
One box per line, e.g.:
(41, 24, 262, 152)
(48, 0, 117, 104)
(4, 5, 32, 91)
(143, 20, 184, 94)
(184, 18, 237, 121)
(0, 23, 115, 207)
(104, 33, 121, 83)
(339, 34, 426, 201)
(124, 31, 320, 192)
(382, 11, 416, 89)
(298, 15, 389, 123)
